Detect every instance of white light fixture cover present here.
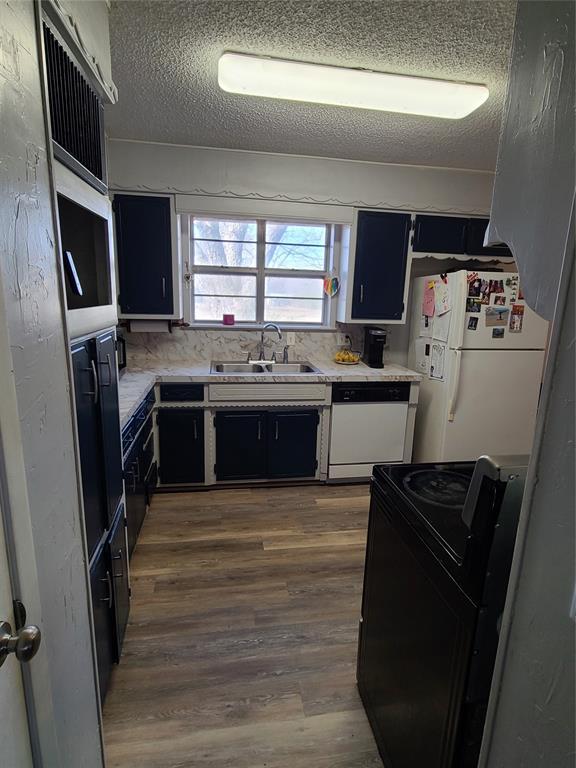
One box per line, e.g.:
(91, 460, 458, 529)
(218, 52, 489, 119)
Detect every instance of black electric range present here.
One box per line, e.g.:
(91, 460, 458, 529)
(358, 457, 527, 768)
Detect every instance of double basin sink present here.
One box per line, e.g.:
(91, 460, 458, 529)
(211, 361, 320, 375)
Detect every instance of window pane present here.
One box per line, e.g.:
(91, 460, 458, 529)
(265, 276, 323, 299)
(265, 243, 326, 270)
(264, 298, 324, 324)
(195, 296, 256, 322)
(265, 222, 326, 246)
(193, 219, 257, 242)
(194, 239, 257, 268)
(195, 274, 256, 297)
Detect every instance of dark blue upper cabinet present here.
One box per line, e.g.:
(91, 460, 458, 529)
(352, 211, 411, 320)
(413, 215, 468, 254)
(466, 218, 513, 257)
(114, 194, 174, 315)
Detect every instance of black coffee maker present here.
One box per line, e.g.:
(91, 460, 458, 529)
(363, 327, 387, 368)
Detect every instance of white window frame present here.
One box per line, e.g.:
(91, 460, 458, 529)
(183, 214, 341, 328)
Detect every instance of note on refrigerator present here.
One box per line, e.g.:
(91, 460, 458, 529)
(432, 309, 451, 343)
(429, 342, 446, 381)
(422, 281, 435, 317)
(434, 280, 451, 315)
(420, 314, 433, 337)
(414, 338, 430, 374)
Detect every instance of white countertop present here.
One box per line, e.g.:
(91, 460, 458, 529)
(118, 360, 422, 428)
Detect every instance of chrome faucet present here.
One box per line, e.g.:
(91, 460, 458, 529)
(258, 323, 282, 361)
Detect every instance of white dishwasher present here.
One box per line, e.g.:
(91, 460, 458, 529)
(329, 382, 410, 480)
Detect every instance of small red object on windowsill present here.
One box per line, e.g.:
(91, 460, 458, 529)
(222, 314, 235, 325)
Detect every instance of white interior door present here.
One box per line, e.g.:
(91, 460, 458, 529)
(0, 500, 33, 767)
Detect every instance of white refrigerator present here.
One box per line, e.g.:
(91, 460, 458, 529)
(408, 270, 548, 462)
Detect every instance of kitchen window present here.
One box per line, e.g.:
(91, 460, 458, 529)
(186, 216, 336, 326)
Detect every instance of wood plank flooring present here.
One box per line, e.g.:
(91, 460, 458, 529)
(103, 484, 381, 768)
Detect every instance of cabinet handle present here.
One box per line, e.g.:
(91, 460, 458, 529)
(360, 284, 364, 303)
(112, 549, 123, 578)
(100, 571, 113, 607)
(99, 353, 113, 386)
(275, 420, 279, 441)
(193, 419, 198, 440)
(90, 360, 99, 404)
(161, 277, 166, 298)
(257, 420, 262, 441)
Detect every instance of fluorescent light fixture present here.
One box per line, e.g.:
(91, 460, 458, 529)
(218, 52, 489, 119)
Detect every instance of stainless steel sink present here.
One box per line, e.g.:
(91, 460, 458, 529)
(270, 363, 319, 373)
(210, 361, 319, 374)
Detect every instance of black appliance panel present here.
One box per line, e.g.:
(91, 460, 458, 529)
(358, 482, 477, 768)
(159, 383, 204, 402)
(377, 462, 475, 567)
(332, 382, 410, 403)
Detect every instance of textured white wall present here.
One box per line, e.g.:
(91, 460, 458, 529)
(107, 139, 495, 215)
(0, 2, 102, 765)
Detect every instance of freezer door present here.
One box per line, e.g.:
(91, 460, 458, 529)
(441, 349, 545, 461)
(461, 272, 549, 350)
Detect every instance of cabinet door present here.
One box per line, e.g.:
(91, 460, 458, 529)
(413, 214, 468, 254)
(90, 546, 116, 704)
(215, 411, 267, 481)
(466, 217, 513, 257)
(109, 505, 130, 661)
(267, 410, 319, 479)
(95, 331, 123, 522)
(352, 211, 411, 320)
(124, 441, 147, 558)
(114, 194, 174, 315)
(157, 408, 205, 484)
(71, 341, 107, 559)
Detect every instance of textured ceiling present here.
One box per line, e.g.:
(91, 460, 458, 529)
(106, 0, 516, 170)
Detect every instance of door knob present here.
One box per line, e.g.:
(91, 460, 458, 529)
(0, 621, 41, 667)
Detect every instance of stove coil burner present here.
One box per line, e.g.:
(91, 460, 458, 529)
(402, 470, 470, 508)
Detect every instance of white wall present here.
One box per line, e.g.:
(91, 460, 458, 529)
(108, 139, 494, 216)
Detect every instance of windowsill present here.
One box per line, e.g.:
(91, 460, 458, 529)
(180, 323, 338, 333)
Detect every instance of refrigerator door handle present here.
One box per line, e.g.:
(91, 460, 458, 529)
(448, 349, 462, 422)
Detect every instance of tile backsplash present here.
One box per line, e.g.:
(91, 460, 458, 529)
(124, 325, 408, 367)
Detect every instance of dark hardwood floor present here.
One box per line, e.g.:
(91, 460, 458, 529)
(103, 484, 381, 768)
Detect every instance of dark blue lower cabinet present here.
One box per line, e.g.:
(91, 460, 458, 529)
(109, 505, 130, 661)
(157, 408, 205, 484)
(215, 409, 319, 481)
(90, 544, 116, 704)
(267, 410, 319, 479)
(215, 411, 267, 481)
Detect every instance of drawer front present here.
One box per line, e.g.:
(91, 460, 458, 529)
(159, 383, 204, 402)
(208, 383, 327, 402)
